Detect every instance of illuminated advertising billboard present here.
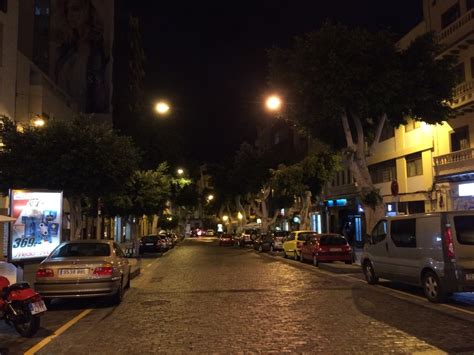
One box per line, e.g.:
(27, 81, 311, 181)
(9, 190, 63, 262)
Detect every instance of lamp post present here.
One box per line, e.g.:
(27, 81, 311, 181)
(265, 95, 282, 112)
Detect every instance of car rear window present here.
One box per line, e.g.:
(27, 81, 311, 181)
(143, 235, 159, 242)
(51, 243, 110, 258)
(319, 235, 347, 246)
(454, 216, 474, 245)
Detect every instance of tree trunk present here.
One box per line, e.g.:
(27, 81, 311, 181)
(235, 195, 247, 225)
(299, 191, 312, 230)
(67, 196, 83, 240)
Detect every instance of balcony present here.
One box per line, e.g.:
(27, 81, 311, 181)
(450, 79, 474, 113)
(438, 9, 474, 51)
(434, 148, 474, 178)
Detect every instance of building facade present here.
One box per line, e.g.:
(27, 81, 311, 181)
(324, 0, 474, 238)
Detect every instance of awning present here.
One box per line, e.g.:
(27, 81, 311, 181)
(0, 215, 15, 222)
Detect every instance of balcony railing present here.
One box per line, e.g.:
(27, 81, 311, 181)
(434, 148, 474, 176)
(451, 79, 474, 109)
(438, 9, 474, 43)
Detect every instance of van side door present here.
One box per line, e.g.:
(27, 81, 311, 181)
(387, 218, 419, 284)
(367, 220, 390, 277)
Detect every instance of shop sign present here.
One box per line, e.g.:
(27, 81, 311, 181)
(9, 190, 63, 262)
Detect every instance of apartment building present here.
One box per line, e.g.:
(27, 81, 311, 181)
(324, 0, 474, 238)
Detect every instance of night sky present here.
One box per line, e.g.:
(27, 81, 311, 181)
(128, 1, 423, 164)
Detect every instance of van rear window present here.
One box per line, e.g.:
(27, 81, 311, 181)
(454, 216, 474, 245)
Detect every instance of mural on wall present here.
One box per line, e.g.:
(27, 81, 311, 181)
(50, 0, 113, 114)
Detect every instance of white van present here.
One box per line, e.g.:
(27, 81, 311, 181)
(361, 212, 474, 302)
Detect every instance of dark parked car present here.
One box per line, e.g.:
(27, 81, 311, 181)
(219, 234, 234, 246)
(139, 235, 166, 254)
(270, 231, 289, 252)
(253, 234, 274, 252)
(237, 229, 259, 247)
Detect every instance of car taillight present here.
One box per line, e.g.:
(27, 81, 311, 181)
(93, 266, 113, 276)
(36, 268, 54, 278)
(444, 224, 455, 258)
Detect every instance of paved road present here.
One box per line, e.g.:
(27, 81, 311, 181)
(2, 237, 474, 354)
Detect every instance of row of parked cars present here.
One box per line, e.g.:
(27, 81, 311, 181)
(221, 211, 474, 304)
(138, 233, 180, 255)
(219, 229, 353, 266)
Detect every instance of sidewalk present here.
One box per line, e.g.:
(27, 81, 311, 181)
(128, 258, 141, 279)
(318, 261, 362, 274)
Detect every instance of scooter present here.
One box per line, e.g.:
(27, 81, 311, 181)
(0, 275, 46, 337)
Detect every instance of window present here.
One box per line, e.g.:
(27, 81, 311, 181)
(451, 126, 470, 152)
(380, 121, 395, 141)
(369, 160, 397, 184)
(51, 243, 110, 258)
(467, 0, 474, 11)
(371, 220, 387, 244)
(454, 216, 474, 245)
(406, 152, 423, 177)
(319, 234, 348, 246)
(0, 0, 6, 13)
(441, 3, 460, 29)
(391, 219, 416, 248)
(405, 119, 421, 132)
(298, 232, 316, 241)
(454, 63, 465, 83)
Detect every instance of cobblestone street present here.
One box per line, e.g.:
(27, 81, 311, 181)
(2, 238, 474, 354)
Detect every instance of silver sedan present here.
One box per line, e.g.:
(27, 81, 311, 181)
(34, 240, 131, 304)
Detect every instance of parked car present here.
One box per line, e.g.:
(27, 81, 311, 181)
(219, 234, 234, 246)
(282, 230, 316, 260)
(361, 212, 474, 303)
(206, 229, 215, 236)
(237, 229, 259, 247)
(139, 235, 165, 255)
(270, 231, 289, 252)
(35, 240, 131, 304)
(300, 233, 352, 266)
(253, 234, 274, 252)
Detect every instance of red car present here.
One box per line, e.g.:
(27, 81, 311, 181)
(299, 233, 352, 266)
(219, 234, 234, 246)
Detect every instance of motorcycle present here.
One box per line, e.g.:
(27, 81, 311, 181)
(0, 275, 46, 337)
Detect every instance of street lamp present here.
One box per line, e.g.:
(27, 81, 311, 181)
(207, 194, 214, 202)
(237, 212, 243, 220)
(155, 101, 170, 115)
(265, 95, 282, 111)
(177, 168, 184, 176)
(32, 117, 45, 127)
(222, 215, 229, 222)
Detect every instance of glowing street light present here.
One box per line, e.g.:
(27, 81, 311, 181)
(177, 168, 184, 175)
(207, 194, 214, 202)
(33, 118, 45, 127)
(155, 101, 170, 115)
(237, 212, 243, 220)
(222, 215, 229, 222)
(265, 95, 282, 111)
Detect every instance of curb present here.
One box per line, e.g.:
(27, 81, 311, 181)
(318, 262, 362, 274)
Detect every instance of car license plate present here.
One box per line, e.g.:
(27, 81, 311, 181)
(59, 268, 88, 276)
(29, 300, 47, 315)
(146, 243, 154, 246)
(466, 273, 474, 281)
(330, 248, 342, 252)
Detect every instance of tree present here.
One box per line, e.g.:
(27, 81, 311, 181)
(271, 151, 340, 228)
(0, 115, 140, 238)
(103, 163, 171, 218)
(268, 23, 458, 231)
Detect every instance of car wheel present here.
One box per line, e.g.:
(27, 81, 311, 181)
(111, 279, 124, 305)
(293, 251, 298, 260)
(422, 271, 446, 303)
(363, 261, 379, 285)
(258, 245, 263, 253)
(125, 268, 131, 289)
(345, 261, 352, 265)
(313, 255, 319, 267)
